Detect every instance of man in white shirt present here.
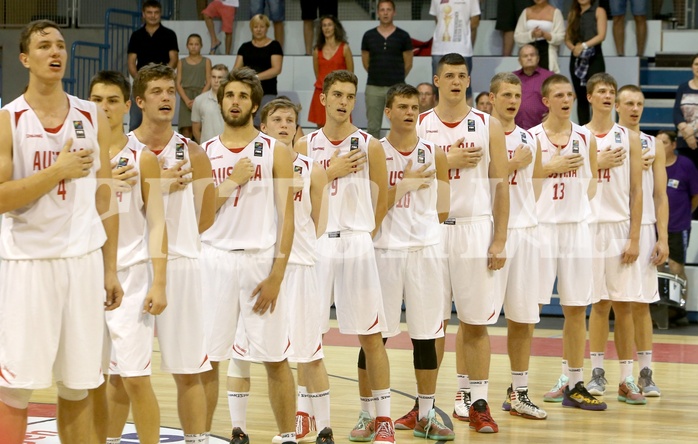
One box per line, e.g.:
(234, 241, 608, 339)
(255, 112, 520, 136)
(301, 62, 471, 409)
(192, 63, 228, 143)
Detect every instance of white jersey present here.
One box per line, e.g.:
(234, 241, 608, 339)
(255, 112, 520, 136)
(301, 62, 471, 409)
(506, 126, 538, 229)
(640, 132, 656, 225)
(128, 132, 200, 259)
(531, 123, 593, 224)
(588, 123, 632, 223)
(374, 137, 441, 249)
(202, 133, 277, 251)
(112, 140, 148, 270)
(289, 153, 317, 265)
(0, 95, 106, 260)
(417, 108, 491, 220)
(307, 128, 375, 233)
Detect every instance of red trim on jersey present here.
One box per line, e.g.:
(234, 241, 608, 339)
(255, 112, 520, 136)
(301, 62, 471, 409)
(76, 108, 93, 126)
(576, 131, 587, 145)
(177, 135, 189, 144)
(596, 132, 608, 138)
(396, 149, 414, 157)
(151, 149, 163, 155)
(143, 359, 151, 370)
(368, 314, 380, 331)
(422, 141, 433, 153)
(203, 138, 218, 152)
(300, 158, 310, 169)
(418, 110, 433, 125)
(261, 135, 271, 146)
(284, 339, 292, 354)
(313, 343, 323, 356)
(359, 130, 369, 142)
(199, 355, 209, 368)
(472, 109, 487, 124)
(14, 109, 28, 126)
(525, 129, 534, 140)
(505, 129, 515, 136)
(0, 366, 11, 384)
(329, 138, 344, 146)
(439, 116, 466, 129)
(619, 126, 626, 134)
(130, 149, 137, 158)
(44, 123, 64, 134)
(227, 146, 246, 154)
(435, 322, 444, 336)
(310, 131, 318, 142)
(487, 310, 497, 321)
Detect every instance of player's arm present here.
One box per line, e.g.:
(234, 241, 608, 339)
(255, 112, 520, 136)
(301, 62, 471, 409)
(651, 142, 669, 265)
(214, 155, 255, 211)
(587, 136, 599, 200)
(368, 138, 388, 238)
(623, 131, 643, 263)
(532, 138, 545, 201)
(251, 144, 295, 315)
(192, 121, 202, 143)
(388, 159, 437, 209)
(295, 135, 308, 156)
(508, 143, 533, 174)
(95, 109, 123, 311)
(310, 161, 329, 238)
(188, 142, 216, 233)
(140, 150, 168, 315)
(488, 116, 509, 270)
(434, 146, 450, 223)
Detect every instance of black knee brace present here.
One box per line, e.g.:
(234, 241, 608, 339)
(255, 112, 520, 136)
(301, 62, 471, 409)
(357, 337, 388, 370)
(412, 338, 438, 370)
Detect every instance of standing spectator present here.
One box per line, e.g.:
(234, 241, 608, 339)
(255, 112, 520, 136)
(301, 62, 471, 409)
(673, 54, 698, 167)
(192, 64, 229, 143)
(176, 34, 211, 140)
(250, 0, 285, 47)
(514, 0, 565, 72)
(203, 0, 238, 55)
(127, 0, 179, 130)
(308, 15, 353, 128)
(496, 0, 533, 56)
(234, 14, 283, 126)
(417, 82, 437, 113)
(565, 0, 607, 125)
(611, 0, 648, 55)
(301, 0, 338, 55)
(475, 91, 492, 114)
(361, 0, 413, 139)
(514, 44, 555, 129)
(430, 0, 480, 100)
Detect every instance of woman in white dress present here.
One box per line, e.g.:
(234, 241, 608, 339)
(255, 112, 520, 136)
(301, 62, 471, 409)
(514, 0, 565, 73)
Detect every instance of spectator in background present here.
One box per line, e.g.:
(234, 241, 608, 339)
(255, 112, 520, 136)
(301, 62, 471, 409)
(496, 0, 533, 56)
(565, 0, 607, 125)
(673, 53, 698, 167)
(203, 0, 238, 55)
(192, 63, 229, 143)
(250, 0, 285, 47)
(417, 82, 437, 113)
(234, 14, 283, 126)
(308, 15, 353, 127)
(514, 44, 554, 129)
(176, 34, 211, 140)
(361, 0, 413, 139)
(301, 0, 338, 55)
(514, 0, 565, 72)
(475, 91, 492, 114)
(611, 0, 648, 56)
(127, 0, 179, 130)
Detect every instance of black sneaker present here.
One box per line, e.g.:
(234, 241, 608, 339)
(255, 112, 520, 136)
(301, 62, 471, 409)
(562, 381, 607, 411)
(316, 427, 335, 444)
(230, 427, 250, 444)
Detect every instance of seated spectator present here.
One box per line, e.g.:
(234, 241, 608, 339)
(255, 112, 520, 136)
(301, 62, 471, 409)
(514, 44, 554, 129)
(176, 34, 211, 140)
(250, 0, 285, 47)
(514, 0, 565, 73)
(496, 0, 533, 56)
(611, 0, 647, 55)
(203, 0, 237, 55)
(192, 63, 229, 143)
(308, 15, 353, 127)
(417, 82, 437, 113)
(475, 91, 492, 114)
(301, 0, 338, 55)
(673, 53, 698, 168)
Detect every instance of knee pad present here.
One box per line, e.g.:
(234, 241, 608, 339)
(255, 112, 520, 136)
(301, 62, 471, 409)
(0, 387, 32, 409)
(227, 359, 251, 379)
(412, 338, 438, 370)
(56, 382, 88, 402)
(357, 338, 388, 370)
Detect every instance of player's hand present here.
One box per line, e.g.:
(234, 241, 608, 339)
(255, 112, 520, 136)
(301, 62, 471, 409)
(546, 153, 584, 174)
(621, 239, 640, 264)
(401, 160, 435, 192)
(641, 147, 655, 171)
(597, 146, 626, 169)
(111, 162, 139, 192)
(159, 158, 193, 193)
(651, 239, 669, 266)
(143, 283, 167, 315)
(104, 271, 124, 311)
(227, 157, 255, 186)
(447, 139, 483, 169)
(55, 139, 94, 179)
(510, 144, 533, 170)
(487, 240, 506, 271)
(250, 275, 282, 315)
(327, 148, 367, 180)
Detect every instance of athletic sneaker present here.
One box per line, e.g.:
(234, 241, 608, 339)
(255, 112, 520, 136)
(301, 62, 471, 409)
(272, 412, 316, 443)
(501, 386, 512, 411)
(562, 381, 607, 410)
(373, 417, 395, 444)
(413, 408, 455, 440)
(348, 411, 374, 442)
(394, 403, 418, 430)
(468, 399, 498, 433)
(452, 388, 471, 421)
(230, 427, 249, 444)
(586, 367, 607, 396)
(316, 427, 334, 444)
(543, 374, 568, 403)
(618, 376, 647, 405)
(509, 387, 548, 420)
(638, 367, 661, 397)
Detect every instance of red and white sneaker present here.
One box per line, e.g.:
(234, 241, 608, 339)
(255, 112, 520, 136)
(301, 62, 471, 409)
(272, 411, 316, 443)
(468, 399, 498, 433)
(373, 417, 395, 444)
(394, 404, 418, 430)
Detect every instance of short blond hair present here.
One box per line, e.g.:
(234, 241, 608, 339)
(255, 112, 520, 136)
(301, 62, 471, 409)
(249, 14, 270, 30)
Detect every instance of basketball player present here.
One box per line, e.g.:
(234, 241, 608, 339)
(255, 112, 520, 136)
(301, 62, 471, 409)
(197, 68, 297, 444)
(295, 70, 394, 443)
(128, 63, 216, 444)
(530, 74, 604, 411)
(583, 73, 646, 406)
(0, 20, 122, 444)
(416, 53, 509, 434)
(487, 73, 547, 420)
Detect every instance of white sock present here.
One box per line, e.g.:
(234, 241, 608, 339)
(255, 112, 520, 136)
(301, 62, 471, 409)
(417, 393, 435, 420)
(590, 352, 605, 370)
(372, 389, 391, 418)
(470, 380, 488, 403)
(561, 360, 569, 378)
(106, 439, 121, 444)
(297, 386, 312, 415)
(568, 367, 583, 385)
(227, 391, 249, 431)
(637, 350, 652, 370)
(184, 433, 207, 444)
(620, 360, 634, 382)
(456, 374, 470, 390)
(360, 396, 375, 418)
(310, 390, 331, 430)
(279, 432, 297, 443)
(512, 371, 528, 390)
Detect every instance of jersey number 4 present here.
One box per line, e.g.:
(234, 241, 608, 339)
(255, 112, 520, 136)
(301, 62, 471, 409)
(57, 180, 67, 200)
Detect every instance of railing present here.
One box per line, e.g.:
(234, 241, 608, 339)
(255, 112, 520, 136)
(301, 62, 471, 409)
(104, 9, 142, 77)
(64, 41, 108, 98)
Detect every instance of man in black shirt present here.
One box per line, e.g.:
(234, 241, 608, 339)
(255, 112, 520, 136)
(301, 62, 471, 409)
(361, 0, 413, 139)
(127, 0, 179, 130)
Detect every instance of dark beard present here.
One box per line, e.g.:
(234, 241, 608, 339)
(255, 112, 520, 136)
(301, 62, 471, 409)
(223, 107, 253, 128)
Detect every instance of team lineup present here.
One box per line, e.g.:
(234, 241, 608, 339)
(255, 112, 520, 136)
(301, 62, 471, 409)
(0, 19, 668, 444)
